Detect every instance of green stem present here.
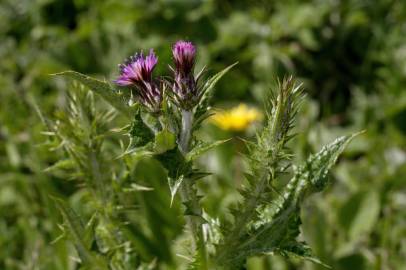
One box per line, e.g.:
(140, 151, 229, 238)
(179, 109, 208, 269)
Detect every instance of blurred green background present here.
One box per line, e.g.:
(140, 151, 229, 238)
(0, 0, 405, 269)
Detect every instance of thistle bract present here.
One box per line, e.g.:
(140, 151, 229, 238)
(114, 49, 162, 112)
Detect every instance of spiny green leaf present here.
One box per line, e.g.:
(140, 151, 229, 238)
(186, 139, 230, 161)
(53, 71, 135, 118)
(253, 132, 362, 231)
(130, 110, 154, 148)
(304, 131, 364, 193)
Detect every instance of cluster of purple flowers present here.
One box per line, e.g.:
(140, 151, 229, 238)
(114, 40, 199, 112)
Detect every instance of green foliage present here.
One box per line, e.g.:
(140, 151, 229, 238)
(1, 1, 405, 270)
(45, 72, 357, 270)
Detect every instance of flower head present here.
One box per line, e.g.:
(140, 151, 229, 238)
(114, 49, 162, 112)
(114, 49, 158, 86)
(172, 40, 196, 75)
(170, 41, 199, 109)
(210, 104, 263, 131)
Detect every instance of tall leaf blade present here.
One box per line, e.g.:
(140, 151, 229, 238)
(52, 197, 108, 269)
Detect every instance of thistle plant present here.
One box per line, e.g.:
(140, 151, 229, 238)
(47, 40, 360, 269)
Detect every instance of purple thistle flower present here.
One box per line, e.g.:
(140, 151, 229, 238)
(171, 40, 199, 109)
(114, 49, 162, 112)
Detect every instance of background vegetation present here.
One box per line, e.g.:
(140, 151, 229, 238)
(0, 0, 405, 269)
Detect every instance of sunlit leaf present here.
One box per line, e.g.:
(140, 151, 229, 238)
(186, 139, 230, 162)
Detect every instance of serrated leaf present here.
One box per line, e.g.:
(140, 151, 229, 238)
(129, 110, 154, 148)
(155, 148, 187, 179)
(154, 130, 176, 154)
(54, 71, 135, 118)
(186, 139, 230, 161)
(304, 132, 363, 193)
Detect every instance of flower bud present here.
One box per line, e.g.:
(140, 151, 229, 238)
(171, 40, 198, 109)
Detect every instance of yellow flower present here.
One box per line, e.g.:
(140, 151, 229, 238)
(210, 104, 263, 131)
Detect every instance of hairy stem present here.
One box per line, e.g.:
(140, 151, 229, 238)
(179, 109, 208, 269)
(179, 110, 193, 153)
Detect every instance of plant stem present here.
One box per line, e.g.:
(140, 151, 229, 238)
(179, 109, 208, 269)
(179, 110, 193, 153)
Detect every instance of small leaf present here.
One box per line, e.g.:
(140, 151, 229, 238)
(44, 159, 75, 172)
(168, 175, 185, 207)
(123, 183, 154, 192)
(186, 139, 230, 161)
(53, 71, 135, 118)
(196, 63, 238, 116)
(275, 241, 331, 269)
(200, 62, 238, 100)
(187, 170, 212, 181)
(154, 130, 176, 154)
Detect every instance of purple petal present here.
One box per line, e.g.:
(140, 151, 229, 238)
(145, 49, 158, 72)
(113, 77, 133, 86)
